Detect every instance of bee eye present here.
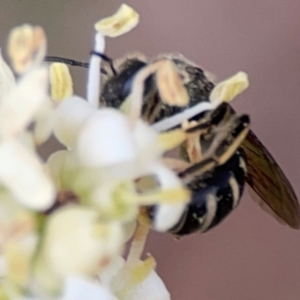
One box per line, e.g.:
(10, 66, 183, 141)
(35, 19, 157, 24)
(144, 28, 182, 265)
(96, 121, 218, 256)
(120, 60, 147, 94)
(186, 66, 204, 77)
(122, 74, 154, 100)
(122, 75, 135, 97)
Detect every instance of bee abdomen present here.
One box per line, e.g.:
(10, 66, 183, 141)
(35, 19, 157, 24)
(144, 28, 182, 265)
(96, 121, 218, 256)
(171, 150, 247, 236)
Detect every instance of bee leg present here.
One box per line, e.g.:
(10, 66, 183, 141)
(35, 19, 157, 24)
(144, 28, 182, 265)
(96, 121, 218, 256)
(212, 114, 250, 165)
(179, 114, 250, 184)
(178, 103, 237, 165)
(182, 120, 204, 163)
(185, 102, 232, 134)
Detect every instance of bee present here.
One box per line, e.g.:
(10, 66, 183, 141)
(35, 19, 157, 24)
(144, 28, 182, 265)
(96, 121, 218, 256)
(46, 53, 300, 235)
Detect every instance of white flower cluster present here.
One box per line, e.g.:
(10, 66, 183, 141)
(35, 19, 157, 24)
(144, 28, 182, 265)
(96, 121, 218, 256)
(0, 4, 249, 300)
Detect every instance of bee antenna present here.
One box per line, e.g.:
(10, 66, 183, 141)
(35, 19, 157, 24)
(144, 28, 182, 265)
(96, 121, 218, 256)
(90, 51, 117, 76)
(45, 56, 108, 75)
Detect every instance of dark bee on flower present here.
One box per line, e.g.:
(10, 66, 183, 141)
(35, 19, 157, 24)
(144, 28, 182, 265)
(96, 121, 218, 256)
(45, 53, 300, 236)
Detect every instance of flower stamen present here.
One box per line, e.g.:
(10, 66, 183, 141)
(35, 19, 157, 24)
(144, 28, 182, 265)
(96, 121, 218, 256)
(87, 33, 105, 108)
(50, 62, 73, 102)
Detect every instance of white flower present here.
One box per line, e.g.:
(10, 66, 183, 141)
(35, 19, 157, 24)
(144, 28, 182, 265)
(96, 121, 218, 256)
(0, 26, 55, 211)
(0, 139, 55, 211)
(0, 191, 38, 291)
(0, 66, 49, 139)
(62, 277, 118, 300)
(49, 27, 191, 233)
(60, 255, 170, 300)
(76, 108, 138, 167)
(0, 4, 251, 300)
(99, 256, 170, 300)
(52, 96, 95, 149)
(41, 206, 124, 277)
(0, 49, 15, 100)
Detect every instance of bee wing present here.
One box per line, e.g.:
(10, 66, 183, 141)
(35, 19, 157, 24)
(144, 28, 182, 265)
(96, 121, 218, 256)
(241, 130, 300, 229)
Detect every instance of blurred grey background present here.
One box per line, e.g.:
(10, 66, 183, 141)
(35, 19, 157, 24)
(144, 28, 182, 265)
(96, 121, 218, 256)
(1, 1, 300, 299)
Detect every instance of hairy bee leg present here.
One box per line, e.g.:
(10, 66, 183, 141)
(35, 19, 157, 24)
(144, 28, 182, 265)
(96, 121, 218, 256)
(178, 157, 217, 183)
(183, 103, 234, 159)
(178, 103, 239, 163)
(185, 102, 231, 134)
(182, 120, 205, 163)
(181, 103, 237, 164)
(213, 115, 250, 165)
(179, 114, 250, 184)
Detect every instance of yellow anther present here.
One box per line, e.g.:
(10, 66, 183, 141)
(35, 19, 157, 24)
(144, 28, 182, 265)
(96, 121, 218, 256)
(159, 128, 187, 152)
(50, 63, 73, 102)
(95, 4, 139, 37)
(129, 255, 156, 286)
(210, 71, 249, 104)
(8, 24, 46, 74)
(118, 255, 156, 298)
(137, 186, 191, 205)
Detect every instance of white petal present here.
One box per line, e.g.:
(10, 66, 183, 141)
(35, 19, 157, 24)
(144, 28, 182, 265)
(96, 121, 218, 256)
(33, 98, 53, 145)
(4, 233, 38, 289)
(99, 256, 125, 288)
(52, 96, 95, 149)
(147, 162, 186, 232)
(0, 139, 55, 210)
(33, 112, 53, 145)
(43, 206, 123, 277)
(133, 120, 162, 161)
(47, 150, 70, 188)
(76, 109, 137, 167)
(0, 66, 48, 139)
(0, 191, 26, 227)
(0, 255, 7, 277)
(153, 203, 186, 232)
(126, 270, 170, 300)
(62, 276, 117, 300)
(18, 131, 35, 151)
(0, 49, 15, 101)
